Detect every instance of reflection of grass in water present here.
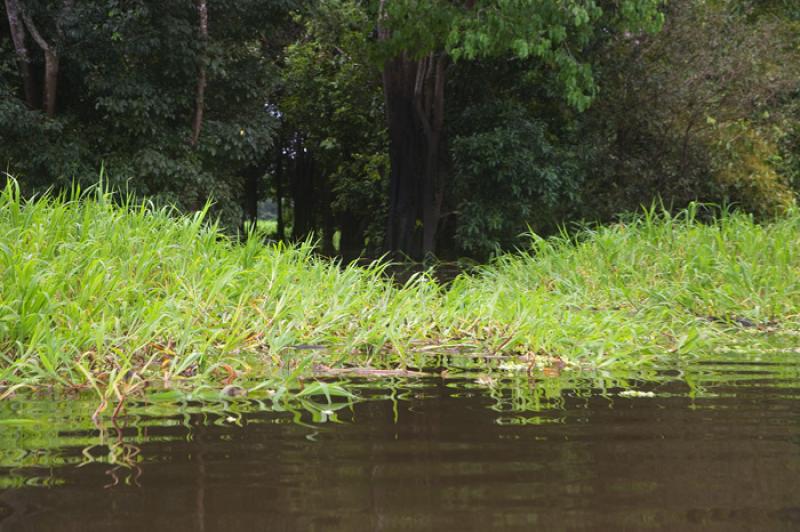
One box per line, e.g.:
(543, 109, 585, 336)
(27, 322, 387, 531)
(1, 352, 798, 487)
(1, 178, 800, 419)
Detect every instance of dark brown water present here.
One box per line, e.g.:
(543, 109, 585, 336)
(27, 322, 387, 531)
(1, 359, 799, 531)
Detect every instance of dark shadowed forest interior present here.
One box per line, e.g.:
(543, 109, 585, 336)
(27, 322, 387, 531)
(2, 0, 798, 261)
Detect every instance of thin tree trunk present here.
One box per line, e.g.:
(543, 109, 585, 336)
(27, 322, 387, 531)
(321, 178, 335, 256)
(190, 0, 208, 146)
(20, 8, 58, 116)
(242, 166, 261, 231)
(42, 51, 59, 116)
(4, 0, 37, 108)
(276, 149, 285, 240)
(289, 138, 315, 241)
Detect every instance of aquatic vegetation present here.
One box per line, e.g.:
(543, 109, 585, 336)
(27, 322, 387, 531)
(1, 179, 798, 416)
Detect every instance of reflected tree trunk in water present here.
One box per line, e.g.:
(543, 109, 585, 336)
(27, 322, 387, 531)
(194, 418, 206, 532)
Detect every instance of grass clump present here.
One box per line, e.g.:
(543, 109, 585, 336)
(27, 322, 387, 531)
(1, 179, 798, 415)
(447, 204, 800, 369)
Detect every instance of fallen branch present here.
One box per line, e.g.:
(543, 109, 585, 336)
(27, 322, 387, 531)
(312, 364, 431, 378)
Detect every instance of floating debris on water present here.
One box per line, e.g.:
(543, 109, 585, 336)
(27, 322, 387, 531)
(619, 390, 656, 398)
(498, 362, 528, 372)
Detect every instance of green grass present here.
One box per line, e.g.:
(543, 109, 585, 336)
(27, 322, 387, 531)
(447, 204, 800, 369)
(1, 179, 798, 416)
(255, 219, 279, 236)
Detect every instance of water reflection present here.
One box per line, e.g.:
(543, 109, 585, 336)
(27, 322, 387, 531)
(0, 356, 798, 531)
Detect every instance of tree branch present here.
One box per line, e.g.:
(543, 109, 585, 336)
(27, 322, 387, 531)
(20, 4, 59, 116)
(20, 7, 51, 53)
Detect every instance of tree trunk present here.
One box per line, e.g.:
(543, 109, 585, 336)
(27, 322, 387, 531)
(4, 0, 37, 108)
(190, 0, 208, 146)
(382, 55, 425, 259)
(21, 8, 58, 117)
(42, 50, 59, 117)
(339, 211, 364, 263)
(242, 166, 261, 231)
(419, 53, 447, 256)
(275, 147, 286, 240)
(381, 53, 447, 260)
(289, 138, 316, 241)
(320, 178, 335, 256)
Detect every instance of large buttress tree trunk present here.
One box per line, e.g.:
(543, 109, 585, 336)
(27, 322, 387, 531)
(382, 56, 425, 258)
(379, 0, 453, 260)
(382, 52, 447, 260)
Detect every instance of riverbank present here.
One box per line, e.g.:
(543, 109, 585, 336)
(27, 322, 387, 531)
(1, 180, 798, 415)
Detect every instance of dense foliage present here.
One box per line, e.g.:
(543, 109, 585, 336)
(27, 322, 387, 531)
(1, 0, 299, 226)
(1, 0, 798, 258)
